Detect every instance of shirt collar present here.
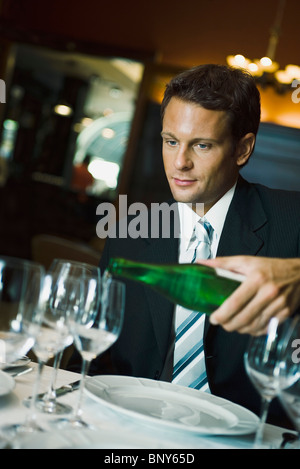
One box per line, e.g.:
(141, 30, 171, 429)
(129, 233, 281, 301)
(177, 202, 200, 252)
(178, 182, 237, 252)
(205, 182, 237, 242)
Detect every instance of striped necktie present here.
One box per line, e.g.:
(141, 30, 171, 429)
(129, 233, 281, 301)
(172, 219, 213, 391)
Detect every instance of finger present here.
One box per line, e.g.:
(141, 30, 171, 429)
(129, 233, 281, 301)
(228, 293, 290, 336)
(214, 281, 280, 332)
(250, 309, 290, 336)
(209, 279, 259, 325)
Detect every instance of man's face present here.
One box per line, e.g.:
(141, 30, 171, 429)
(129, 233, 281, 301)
(161, 97, 244, 213)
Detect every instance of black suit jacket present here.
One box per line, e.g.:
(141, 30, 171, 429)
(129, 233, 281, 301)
(69, 177, 300, 427)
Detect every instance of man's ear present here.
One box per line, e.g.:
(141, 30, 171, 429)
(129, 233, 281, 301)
(235, 133, 256, 166)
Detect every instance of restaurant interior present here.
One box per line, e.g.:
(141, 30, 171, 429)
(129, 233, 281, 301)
(0, 0, 300, 449)
(0, 0, 299, 267)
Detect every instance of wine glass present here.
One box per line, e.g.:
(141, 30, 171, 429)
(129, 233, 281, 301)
(244, 317, 295, 448)
(277, 316, 300, 448)
(0, 256, 45, 447)
(0, 256, 44, 367)
(56, 276, 125, 429)
(3, 272, 77, 438)
(33, 258, 100, 415)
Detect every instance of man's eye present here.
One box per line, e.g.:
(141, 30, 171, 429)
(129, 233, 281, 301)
(166, 140, 177, 146)
(197, 143, 210, 150)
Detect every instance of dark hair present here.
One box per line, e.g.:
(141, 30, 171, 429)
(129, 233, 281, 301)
(161, 64, 261, 143)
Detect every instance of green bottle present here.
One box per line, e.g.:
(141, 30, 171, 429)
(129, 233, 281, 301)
(106, 257, 244, 314)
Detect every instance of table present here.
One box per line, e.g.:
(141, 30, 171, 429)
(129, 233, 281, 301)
(0, 363, 295, 449)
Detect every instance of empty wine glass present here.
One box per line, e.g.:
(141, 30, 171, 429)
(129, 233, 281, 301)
(56, 277, 125, 429)
(279, 381, 300, 448)
(33, 258, 100, 415)
(0, 256, 45, 367)
(277, 316, 300, 448)
(3, 272, 77, 438)
(0, 256, 44, 447)
(244, 317, 294, 448)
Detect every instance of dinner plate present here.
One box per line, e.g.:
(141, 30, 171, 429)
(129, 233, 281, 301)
(0, 370, 15, 396)
(85, 375, 259, 435)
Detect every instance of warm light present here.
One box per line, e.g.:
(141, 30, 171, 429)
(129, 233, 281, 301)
(258, 57, 279, 73)
(285, 65, 300, 80)
(54, 104, 73, 116)
(101, 127, 115, 139)
(227, 55, 263, 76)
(226, 55, 235, 67)
(228, 52, 299, 86)
(226, 2, 300, 92)
(81, 117, 93, 127)
(88, 159, 120, 188)
(227, 54, 250, 68)
(248, 63, 258, 72)
(234, 54, 247, 66)
(252, 58, 278, 73)
(242, 60, 263, 77)
(275, 70, 293, 84)
(260, 57, 273, 67)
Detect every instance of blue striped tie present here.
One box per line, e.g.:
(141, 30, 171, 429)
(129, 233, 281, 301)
(172, 220, 213, 391)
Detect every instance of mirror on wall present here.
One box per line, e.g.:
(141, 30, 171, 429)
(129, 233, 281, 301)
(0, 43, 144, 200)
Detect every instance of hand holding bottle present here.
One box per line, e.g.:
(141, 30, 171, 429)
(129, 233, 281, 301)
(200, 256, 300, 336)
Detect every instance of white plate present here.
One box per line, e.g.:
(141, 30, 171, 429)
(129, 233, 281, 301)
(0, 370, 15, 396)
(85, 375, 259, 435)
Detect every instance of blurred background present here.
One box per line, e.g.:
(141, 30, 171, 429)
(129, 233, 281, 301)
(0, 0, 299, 267)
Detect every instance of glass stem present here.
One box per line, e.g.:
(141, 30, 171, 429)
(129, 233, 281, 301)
(43, 350, 63, 405)
(25, 359, 44, 429)
(73, 358, 90, 422)
(254, 397, 271, 448)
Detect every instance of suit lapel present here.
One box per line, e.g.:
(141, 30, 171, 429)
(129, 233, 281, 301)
(217, 177, 267, 257)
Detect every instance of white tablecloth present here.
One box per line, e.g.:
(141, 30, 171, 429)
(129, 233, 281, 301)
(0, 363, 295, 449)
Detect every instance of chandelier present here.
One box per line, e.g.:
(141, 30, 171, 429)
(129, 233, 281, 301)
(226, 0, 300, 91)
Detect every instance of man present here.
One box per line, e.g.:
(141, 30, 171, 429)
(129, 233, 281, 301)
(69, 64, 300, 426)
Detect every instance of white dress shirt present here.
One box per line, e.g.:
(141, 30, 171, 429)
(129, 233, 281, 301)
(177, 182, 237, 261)
(171, 183, 237, 390)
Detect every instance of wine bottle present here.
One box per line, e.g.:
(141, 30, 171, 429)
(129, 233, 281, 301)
(106, 257, 244, 314)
